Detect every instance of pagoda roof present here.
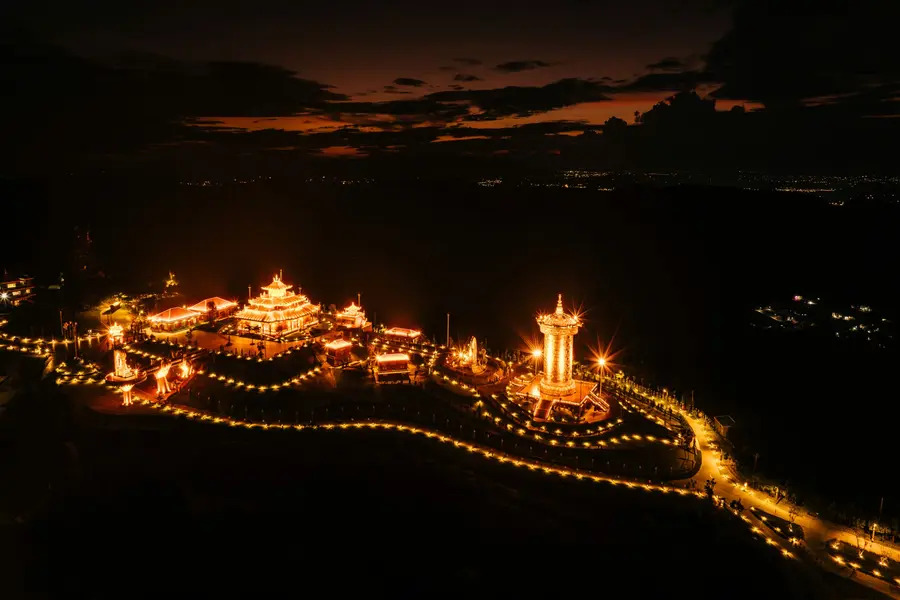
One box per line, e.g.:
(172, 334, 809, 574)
(235, 302, 318, 323)
(339, 301, 362, 315)
(537, 294, 579, 327)
(246, 293, 311, 310)
(262, 275, 292, 292)
(187, 297, 237, 313)
(149, 307, 197, 323)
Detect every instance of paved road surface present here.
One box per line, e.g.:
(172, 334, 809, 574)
(682, 411, 900, 599)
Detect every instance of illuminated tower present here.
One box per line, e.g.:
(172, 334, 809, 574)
(537, 294, 580, 397)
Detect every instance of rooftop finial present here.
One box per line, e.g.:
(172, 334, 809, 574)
(556, 293, 564, 314)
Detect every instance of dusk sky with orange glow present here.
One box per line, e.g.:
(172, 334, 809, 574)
(3, 0, 899, 173)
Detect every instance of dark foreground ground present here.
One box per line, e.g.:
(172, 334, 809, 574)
(0, 389, 891, 599)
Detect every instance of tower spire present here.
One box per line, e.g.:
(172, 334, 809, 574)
(556, 293, 564, 314)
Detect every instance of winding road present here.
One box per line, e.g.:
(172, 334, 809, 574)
(683, 411, 900, 598)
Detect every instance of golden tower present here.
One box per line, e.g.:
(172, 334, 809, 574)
(537, 294, 580, 397)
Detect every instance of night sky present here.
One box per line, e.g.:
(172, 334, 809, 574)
(3, 0, 899, 173)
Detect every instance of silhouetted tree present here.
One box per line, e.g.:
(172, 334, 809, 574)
(206, 300, 218, 325)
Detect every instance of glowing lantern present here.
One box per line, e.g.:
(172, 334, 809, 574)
(120, 383, 134, 406)
(108, 322, 124, 344)
(155, 363, 171, 396)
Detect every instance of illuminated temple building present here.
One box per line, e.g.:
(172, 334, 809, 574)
(375, 352, 410, 383)
(234, 274, 319, 338)
(149, 307, 200, 331)
(187, 297, 238, 320)
(384, 327, 422, 344)
(0, 275, 35, 307)
(148, 297, 238, 331)
(324, 338, 353, 365)
(335, 299, 370, 330)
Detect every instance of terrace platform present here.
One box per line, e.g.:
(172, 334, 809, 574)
(509, 373, 611, 422)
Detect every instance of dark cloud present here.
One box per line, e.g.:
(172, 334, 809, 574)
(193, 119, 603, 161)
(705, 0, 900, 110)
(393, 77, 427, 87)
(438, 66, 455, 71)
(440, 121, 601, 138)
(494, 60, 552, 73)
(646, 57, 683, 71)
(452, 58, 482, 66)
(1, 37, 347, 174)
(615, 70, 715, 93)
(179, 87, 900, 174)
(9, 1, 900, 176)
(428, 78, 611, 119)
(325, 98, 469, 124)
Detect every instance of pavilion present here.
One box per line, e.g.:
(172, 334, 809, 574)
(187, 297, 238, 321)
(374, 352, 410, 383)
(335, 301, 370, 330)
(325, 338, 353, 365)
(148, 307, 200, 331)
(384, 327, 422, 344)
(234, 274, 319, 338)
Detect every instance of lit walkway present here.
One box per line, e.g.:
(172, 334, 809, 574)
(152, 329, 304, 357)
(682, 412, 900, 598)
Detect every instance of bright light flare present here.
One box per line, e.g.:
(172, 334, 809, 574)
(588, 334, 621, 375)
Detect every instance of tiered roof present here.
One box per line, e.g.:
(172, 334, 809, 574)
(537, 294, 579, 328)
(339, 301, 362, 316)
(261, 275, 291, 297)
(235, 275, 318, 323)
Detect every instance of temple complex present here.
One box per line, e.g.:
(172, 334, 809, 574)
(234, 274, 319, 338)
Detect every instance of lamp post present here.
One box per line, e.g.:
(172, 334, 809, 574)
(531, 348, 542, 374)
(597, 356, 607, 396)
